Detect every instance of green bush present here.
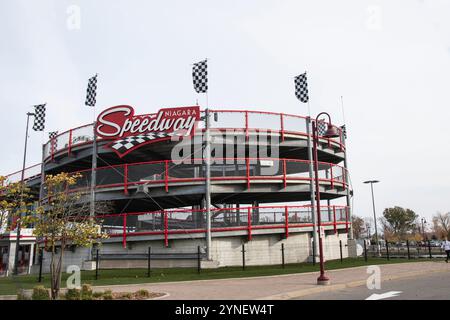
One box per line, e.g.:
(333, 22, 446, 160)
(103, 290, 113, 300)
(32, 286, 50, 300)
(81, 284, 93, 300)
(120, 292, 133, 300)
(92, 291, 104, 299)
(65, 288, 81, 300)
(136, 289, 150, 298)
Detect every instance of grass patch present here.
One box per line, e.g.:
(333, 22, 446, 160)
(0, 257, 441, 296)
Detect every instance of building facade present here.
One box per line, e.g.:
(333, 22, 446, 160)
(3, 106, 353, 273)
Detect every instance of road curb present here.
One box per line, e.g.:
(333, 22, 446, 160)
(88, 260, 437, 291)
(258, 266, 450, 300)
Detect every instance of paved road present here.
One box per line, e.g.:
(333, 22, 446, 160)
(85, 261, 450, 300)
(298, 271, 450, 300)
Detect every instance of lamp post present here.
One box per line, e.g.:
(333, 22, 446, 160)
(421, 218, 427, 241)
(312, 112, 339, 285)
(364, 180, 380, 255)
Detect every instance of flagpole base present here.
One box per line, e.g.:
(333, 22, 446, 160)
(317, 275, 331, 286)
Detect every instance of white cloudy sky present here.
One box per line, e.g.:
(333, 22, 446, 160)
(1, 0, 449, 224)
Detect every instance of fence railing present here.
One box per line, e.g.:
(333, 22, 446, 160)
(41, 109, 345, 161)
(96, 204, 350, 248)
(3, 163, 42, 184)
(362, 240, 448, 261)
(50, 157, 348, 196)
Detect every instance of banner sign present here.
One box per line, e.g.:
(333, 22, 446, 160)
(96, 105, 200, 157)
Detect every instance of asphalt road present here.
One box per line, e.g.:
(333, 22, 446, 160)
(297, 271, 450, 300)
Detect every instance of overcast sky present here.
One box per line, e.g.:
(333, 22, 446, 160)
(1, 0, 449, 224)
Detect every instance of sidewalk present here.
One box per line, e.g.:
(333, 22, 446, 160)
(91, 261, 450, 300)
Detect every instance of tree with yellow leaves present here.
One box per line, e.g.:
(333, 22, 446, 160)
(26, 172, 111, 299)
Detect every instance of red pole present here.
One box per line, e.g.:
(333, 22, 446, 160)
(246, 158, 250, 189)
(283, 159, 287, 189)
(312, 120, 330, 284)
(345, 207, 349, 233)
(165, 160, 169, 192)
(68, 129, 73, 156)
(280, 114, 285, 142)
(245, 111, 249, 141)
(333, 206, 337, 233)
(164, 210, 168, 247)
(124, 164, 129, 195)
(122, 214, 127, 248)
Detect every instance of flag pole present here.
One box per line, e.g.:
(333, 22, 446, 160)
(89, 74, 98, 217)
(13, 111, 34, 275)
(204, 59, 212, 261)
(340, 95, 353, 239)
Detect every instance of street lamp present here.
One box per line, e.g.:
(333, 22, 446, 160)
(364, 180, 380, 255)
(312, 112, 339, 285)
(421, 218, 427, 240)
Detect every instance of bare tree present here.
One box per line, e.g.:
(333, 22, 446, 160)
(432, 212, 450, 239)
(351, 215, 365, 239)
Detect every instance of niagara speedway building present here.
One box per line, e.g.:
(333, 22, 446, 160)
(1, 105, 354, 274)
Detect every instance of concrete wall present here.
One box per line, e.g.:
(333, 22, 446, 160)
(33, 231, 348, 273)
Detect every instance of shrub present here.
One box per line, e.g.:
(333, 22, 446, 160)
(92, 291, 104, 299)
(120, 292, 133, 300)
(17, 289, 30, 300)
(136, 289, 150, 298)
(81, 284, 93, 300)
(32, 286, 50, 300)
(65, 288, 81, 300)
(103, 290, 113, 300)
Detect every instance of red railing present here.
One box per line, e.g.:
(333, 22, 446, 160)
(96, 204, 350, 248)
(55, 157, 348, 195)
(41, 109, 345, 161)
(3, 164, 42, 184)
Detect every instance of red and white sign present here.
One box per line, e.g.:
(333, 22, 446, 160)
(96, 105, 200, 157)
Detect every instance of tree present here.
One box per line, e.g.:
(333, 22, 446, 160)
(432, 212, 450, 239)
(26, 173, 111, 299)
(351, 215, 365, 239)
(380, 206, 418, 241)
(0, 176, 36, 234)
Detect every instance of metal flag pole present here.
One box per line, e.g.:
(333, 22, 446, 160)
(306, 116, 318, 264)
(204, 108, 212, 260)
(90, 74, 98, 217)
(204, 59, 212, 260)
(340, 96, 353, 239)
(13, 112, 34, 275)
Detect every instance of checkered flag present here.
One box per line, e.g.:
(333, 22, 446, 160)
(340, 125, 347, 139)
(317, 120, 327, 137)
(110, 132, 173, 156)
(49, 131, 58, 150)
(192, 60, 208, 93)
(85, 74, 98, 107)
(294, 73, 309, 103)
(32, 104, 46, 131)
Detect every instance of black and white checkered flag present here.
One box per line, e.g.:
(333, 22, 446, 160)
(294, 73, 309, 103)
(85, 74, 98, 107)
(192, 60, 208, 93)
(49, 131, 58, 149)
(317, 120, 327, 137)
(340, 125, 347, 139)
(32, 104, 46, 131)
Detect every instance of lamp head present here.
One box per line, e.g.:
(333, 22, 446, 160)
(364, 180, 380, 184)
(323, 124, 340, 138)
